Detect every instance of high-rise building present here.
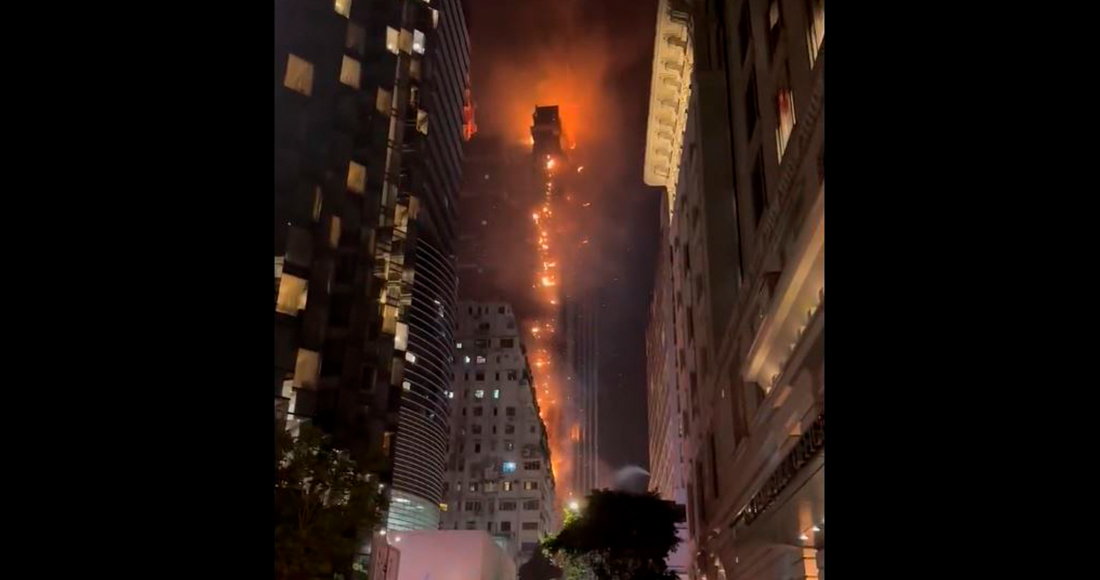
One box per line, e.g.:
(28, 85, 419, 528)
(644, 1, 824, 579)
(441, 302, 558, 565)
(562, 290, 599, 498)
(274, 0, 470, 538)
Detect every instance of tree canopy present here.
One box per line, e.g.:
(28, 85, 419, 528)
(542, 490, 684, 580)
(275, 424, 384, 580)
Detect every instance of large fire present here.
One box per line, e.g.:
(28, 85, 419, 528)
(528, 144, 575, 505)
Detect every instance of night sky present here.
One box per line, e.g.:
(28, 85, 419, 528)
(466, 0, 662, 479)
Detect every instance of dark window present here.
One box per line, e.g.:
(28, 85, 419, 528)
(739, 0, 752, 61)
(493, 407, 499, 416)
(709, 434, 720, 498)
(506, 407, 516, 417)
(507, 370, 518, 381)
(501, 338, 515, 348)
(487, 521, 493, 532)
(472, 424, 482, 434)
(505, 424, 516, 434)
(752, 154, 767, 225)
(474, 443, 482, 453)
(523, 500, 539, 510)
(522, 522, 539, 530)
(746, 70, 759, 137)
(501, 521, 512, 531)
(767, 0, 782, 60)
(498, 306, 505, 313)
(476, 372, 485, 381)
(499, 501, 517, 511)
(524, 461, 541, 470)
(466, 521, 476, 530)
(475, 339, 490, 348)
(474, 407, 483, 417)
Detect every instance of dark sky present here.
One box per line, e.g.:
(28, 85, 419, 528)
(466, 0, 662, 478)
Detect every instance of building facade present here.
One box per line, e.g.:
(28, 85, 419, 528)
(274, 0, 470, 537)
(442, 302, 558, 565)
(644, 1, 825, 580)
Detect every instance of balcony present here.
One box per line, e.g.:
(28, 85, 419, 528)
(742, 185, 824, 394)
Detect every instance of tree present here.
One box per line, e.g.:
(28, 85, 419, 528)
(275, 424, 384, 580)
(542, 490, 684, 580)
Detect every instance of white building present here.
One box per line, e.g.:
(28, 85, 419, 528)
(441, 302, 558, 565)
(390, 530, 516, 580)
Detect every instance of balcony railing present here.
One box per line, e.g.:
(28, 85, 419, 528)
(733, 412, 824, 527)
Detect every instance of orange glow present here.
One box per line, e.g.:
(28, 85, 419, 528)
(546, 158, 556, 170)
(577, 166, 584, 173)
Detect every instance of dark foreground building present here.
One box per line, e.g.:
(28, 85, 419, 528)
(274, 0, 471, 544)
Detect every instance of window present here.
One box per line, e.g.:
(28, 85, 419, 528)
(474, 443, 481, 454)
(523, 500, 539, 510)
(474, 389, 485, 399)
(376, 88, 392, 114)
(499, 500, 517, 511)
(399, 29, 414, 54)
(334, 0, 352, 18)
(469, 483, 478, 492)
(738, 1, 752, 61)
(504, 441, 514, 451)
(522, 522, 539, 531)
(806, 0, 824, 66)
(346, 22, 366, 55)
(311, 186, 323, 222)
(347, 161, 366, 194)
(476, 372, 485, 381)
(523, 481, 539, 491)
(472, 424, 482, 435)
(493, 407, 499, 417)
(465, 521, 476, 530)
(276, 274, 308, 315)
(456, 342, 463, 349)
(498, 306, 506, 314)
(745, 71, 759, 137)
(495, 372, 500, 381)
(340, 56, 361, 89)
(474, 407, 483, 417)
(476, 355, 487, 364)
(506, 407, 516, 417)
(293, 349, 320, 390)
(386, 27, 399, 55)
(501, 521, 512, 532)
(492, 389, 500, 399)
(524, 461, 541, 471)
(486, 522, 493, 532)
(478, 322, 490, 332)
(475, 339, 490, 348)
(501, 338, 515, 348)
(529, 425, 536, 434)
(503, 481, 514, 491)
(502, 461, 517, 474)
(464, 356, 471, 364)
(283, 54, 314, 96)
(505, 424, 515, 435)
(413, 30, 426, 54)
(775, 86, 796, 161)
(507, 370, 518, 381)
(752, 154, 767, 225)
(484, 482, 497, 492)
(767, 0, 782, 59)
(465, 500, 481, 512)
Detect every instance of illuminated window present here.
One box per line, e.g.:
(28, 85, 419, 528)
(456, 342, 463, 349)
(346, 161, 366, 194)
(276, 274, 308, 315)
(405, 352, 417, 364)
(484, 482, 497, 492)
(293, 349, 320, 389)
(340, 56, 361, 89)
(476, 355, 487, 364)
(775, 87, 796, 161)
(386, 27, 400, 55)
(767, 0, 782, 59)
(502, 481, 514, 491)
(416, 109, 429, 134)
(395, 322, 409, 351)
(413, 30, 426, 54)
(507, 370, 518, 381)
(346, 22, 366, 55)
(474, 389, 485, 399)
(334, 0, 352, 18)
(283, 54, 313, 96)
(398, 29, 414, 54)
(376, 88, 392, 114)
(311, 186, 323, 222)
(504, 441, 514, 451)
(329, 215, 341, 248)
(524, 481, 538, 491)
(492, 389, 500, 399)
(464, 356, 471, 364)
(806, 0, 824, 66)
